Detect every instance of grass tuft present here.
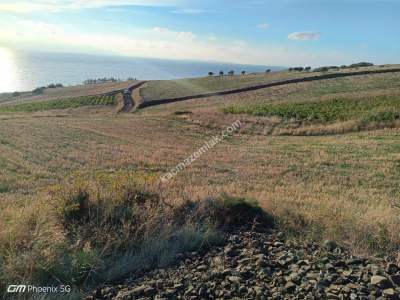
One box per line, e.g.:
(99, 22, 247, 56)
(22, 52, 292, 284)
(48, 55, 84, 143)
(0, 173, 270, 296)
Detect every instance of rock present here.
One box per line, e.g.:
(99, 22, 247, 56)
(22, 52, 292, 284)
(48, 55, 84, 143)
(386, 263, 400, 275)
(114, 290, 134, 300)
(228, 276, 242, 284)
(197, 264, 208, 271)
(284, 281, 297, 293)
(88, 230, 399, 300)
(382, 288, 396, 298)
(390, 274, 400, 286)
(370, 275, 393, 288)
(224, 245, 238, 257)
(326, 292, 340, 299)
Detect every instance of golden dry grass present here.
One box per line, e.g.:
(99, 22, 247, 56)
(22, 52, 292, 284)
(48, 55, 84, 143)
(1, 70, 400, 294)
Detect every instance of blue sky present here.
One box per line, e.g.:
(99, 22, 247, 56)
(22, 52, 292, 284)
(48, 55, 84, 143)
(0, 0, 399, 66)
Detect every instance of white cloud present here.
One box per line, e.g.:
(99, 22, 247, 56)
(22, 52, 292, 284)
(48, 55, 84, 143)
(257, 23, 269, 29)
(0, 19, 352, 67)
(288, 31, 320, 41)
(153, 27, 195, 41)
(171, 8, 206, 14)
(0, 0, 179, 13)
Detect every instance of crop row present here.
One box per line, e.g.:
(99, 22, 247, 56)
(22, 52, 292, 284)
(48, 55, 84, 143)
(223, 95, 400, 123)
(0, 94, 116, 113)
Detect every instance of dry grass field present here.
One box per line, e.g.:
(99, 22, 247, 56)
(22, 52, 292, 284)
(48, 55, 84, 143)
(1, 68, 400, 295)
(140, 64, 400, 101)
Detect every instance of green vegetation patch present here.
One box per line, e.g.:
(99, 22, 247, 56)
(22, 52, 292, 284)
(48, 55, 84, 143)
(223, 95, 400, 123)
(0, 94, 116, 113)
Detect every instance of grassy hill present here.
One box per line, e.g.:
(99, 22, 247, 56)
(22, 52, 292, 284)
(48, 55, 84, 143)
(140, 64, 400, 101)
(1, 67, 400, 296)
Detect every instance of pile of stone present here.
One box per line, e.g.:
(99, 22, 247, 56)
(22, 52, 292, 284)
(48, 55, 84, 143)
(88, 230, 400, 299)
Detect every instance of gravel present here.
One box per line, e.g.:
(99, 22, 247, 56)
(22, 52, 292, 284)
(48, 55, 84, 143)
(87, 230, 400, 299)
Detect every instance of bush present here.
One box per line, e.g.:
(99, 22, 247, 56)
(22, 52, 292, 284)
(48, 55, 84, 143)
(314, 67, 329, 72)
(349, 62, 374, 68)
(0, 172, 273, 294)
(174, 194, 274, 231)
(0, 183, 10, 193)
(361, 110, 400, 123)
(32, 87, 45, 94)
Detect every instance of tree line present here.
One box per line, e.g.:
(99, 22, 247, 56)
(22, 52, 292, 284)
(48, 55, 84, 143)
(208, 69, 271, 76)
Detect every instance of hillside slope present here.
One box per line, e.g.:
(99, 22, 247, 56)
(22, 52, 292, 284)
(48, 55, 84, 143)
(1, 66, 400, 297)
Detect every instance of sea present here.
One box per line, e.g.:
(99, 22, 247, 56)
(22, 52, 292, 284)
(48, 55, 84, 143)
(0, 47, 281, 93)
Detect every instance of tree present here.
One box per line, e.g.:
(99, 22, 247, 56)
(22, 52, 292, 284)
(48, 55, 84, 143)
(219, 71, 224, 76)
(304, 67, 311, 71)
(350, 62, 374, 68)
(228, 70, 235, 76)
(208, 72, 214, 76)
(314, 67, 329, 72)
(265, 69, 271, 73)
(288, 68, 293, 72)
(241, 71, 246, 75)
(32, 87, 45, 94)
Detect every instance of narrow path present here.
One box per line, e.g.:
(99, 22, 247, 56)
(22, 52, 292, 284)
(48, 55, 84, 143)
(137, 68, 400, 109)
(118, 81, 148, 113)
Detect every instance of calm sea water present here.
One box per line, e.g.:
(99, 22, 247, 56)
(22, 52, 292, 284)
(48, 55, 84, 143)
(0, 47, 281, 93)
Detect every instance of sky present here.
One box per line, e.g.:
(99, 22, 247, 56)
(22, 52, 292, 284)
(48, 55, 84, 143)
(0, 0, 399, 66)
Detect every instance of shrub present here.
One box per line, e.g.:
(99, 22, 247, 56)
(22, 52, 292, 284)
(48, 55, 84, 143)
(361, 111, 400, 123)
(32, 87, 45, 94)
(349, 62, 374, 68)
(0, 171, 273, 294)
(0, 183, 10, 193)
(314, 67, 329, 72)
